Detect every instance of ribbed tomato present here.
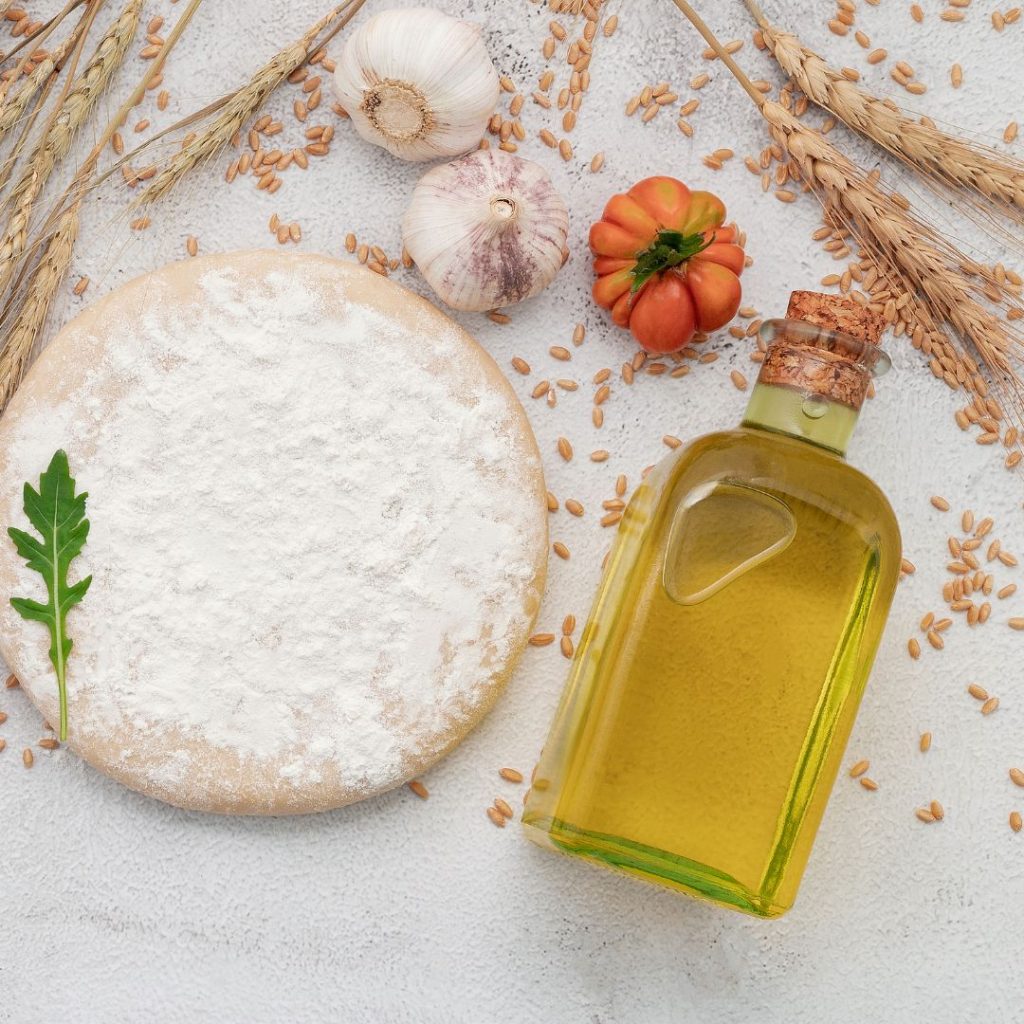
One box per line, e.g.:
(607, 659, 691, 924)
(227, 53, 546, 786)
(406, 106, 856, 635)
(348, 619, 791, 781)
(589, 176, 746, 353)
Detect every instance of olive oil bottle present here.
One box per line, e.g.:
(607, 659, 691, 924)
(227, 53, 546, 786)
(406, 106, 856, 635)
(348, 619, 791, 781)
(523, 292, 901, 918)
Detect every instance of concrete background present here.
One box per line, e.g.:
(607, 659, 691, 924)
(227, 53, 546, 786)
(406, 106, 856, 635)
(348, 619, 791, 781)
(2, 0, 1023, 1020)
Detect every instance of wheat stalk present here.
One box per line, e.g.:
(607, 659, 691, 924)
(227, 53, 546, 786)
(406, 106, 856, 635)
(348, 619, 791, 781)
(744, 1, 1024, 227)
(765, 102, 1018, 373)
(0, 0, 141, 298)
(98, 1, 363, 196)
(0, 204, 78, 409)
(8, 0, 141, 212)
(0, 0, 97, 144)
(3, 0, 201, 279)
(0, 0, 203, 415)
(668, 0, 1024, 425)
(136, 0, 364, 206)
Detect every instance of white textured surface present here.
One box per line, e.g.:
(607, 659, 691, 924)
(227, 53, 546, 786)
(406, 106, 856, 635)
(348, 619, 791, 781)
(2, 1, 1023, 1021)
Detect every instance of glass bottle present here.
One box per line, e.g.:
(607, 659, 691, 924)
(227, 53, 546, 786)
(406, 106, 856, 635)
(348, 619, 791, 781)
(523, 292, 902, 918)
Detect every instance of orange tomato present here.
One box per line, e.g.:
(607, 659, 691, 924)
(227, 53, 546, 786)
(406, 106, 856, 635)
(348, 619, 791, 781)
(589, 176, 745, 353)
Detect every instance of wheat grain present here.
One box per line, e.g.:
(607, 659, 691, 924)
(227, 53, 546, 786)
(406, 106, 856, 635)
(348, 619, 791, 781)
(492, 796, 514, 820)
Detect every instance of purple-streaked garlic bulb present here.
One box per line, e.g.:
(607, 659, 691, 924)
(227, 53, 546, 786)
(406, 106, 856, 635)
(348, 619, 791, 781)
(401, 149, 570, 312)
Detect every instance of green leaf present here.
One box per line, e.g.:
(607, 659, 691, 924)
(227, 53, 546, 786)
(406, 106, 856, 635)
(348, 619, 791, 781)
(630, 229, 716, 294)
(8, 449, 91, 741)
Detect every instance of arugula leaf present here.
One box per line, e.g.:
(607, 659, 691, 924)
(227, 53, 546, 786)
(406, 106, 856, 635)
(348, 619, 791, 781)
(8, 449, 91, 741)
(630, 229, 716, 293)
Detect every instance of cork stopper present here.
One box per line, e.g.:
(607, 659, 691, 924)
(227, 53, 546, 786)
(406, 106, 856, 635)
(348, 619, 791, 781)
(756, 291, 889, 410)
(785, 291, 886, 344)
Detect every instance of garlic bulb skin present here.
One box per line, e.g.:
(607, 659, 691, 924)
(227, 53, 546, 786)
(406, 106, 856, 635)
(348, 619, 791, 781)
(402, 149, 570, 312)
(332, 8, 500, 162)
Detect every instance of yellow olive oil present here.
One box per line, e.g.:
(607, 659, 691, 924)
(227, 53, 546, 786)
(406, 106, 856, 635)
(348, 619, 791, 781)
(523, 308, 901, 917)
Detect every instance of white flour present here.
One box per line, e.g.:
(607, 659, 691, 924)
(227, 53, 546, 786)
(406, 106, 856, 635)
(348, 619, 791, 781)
(0, 254, 546, 810)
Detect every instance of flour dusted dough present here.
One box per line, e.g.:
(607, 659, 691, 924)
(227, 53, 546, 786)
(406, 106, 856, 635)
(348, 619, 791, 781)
(0, 252, 547, 814)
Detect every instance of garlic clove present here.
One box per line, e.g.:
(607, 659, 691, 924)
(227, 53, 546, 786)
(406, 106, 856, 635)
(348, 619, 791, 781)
(402, 149, 570, 312)
(332, 8, 500, 162)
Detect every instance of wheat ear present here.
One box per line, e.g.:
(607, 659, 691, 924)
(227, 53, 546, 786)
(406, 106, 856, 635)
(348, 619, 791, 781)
(8, 0, 142, 212)
(136, 0, 364, 206)
(0, 0, 89, 71)
(0, 33, 77, 143)
(0, 71, 58, 195)
(0, 0, 142, 299)
(0, 0, 204, 415)
(744, 2, 1024, 226)
(0, 205, 78, 409)
(764, 103, 1017, 372)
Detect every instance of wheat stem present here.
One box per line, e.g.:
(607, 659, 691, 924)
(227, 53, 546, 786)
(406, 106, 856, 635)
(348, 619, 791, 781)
(667, 0, 766, 106)
(740, 0, 769, 27)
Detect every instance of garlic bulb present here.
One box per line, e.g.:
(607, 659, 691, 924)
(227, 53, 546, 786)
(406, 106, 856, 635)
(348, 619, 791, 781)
(332, 8, 500, 162)
(402, 149, 569, 312)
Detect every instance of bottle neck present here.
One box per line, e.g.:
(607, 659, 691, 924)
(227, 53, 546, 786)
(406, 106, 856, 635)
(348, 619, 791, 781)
(741, 382, 859, 457)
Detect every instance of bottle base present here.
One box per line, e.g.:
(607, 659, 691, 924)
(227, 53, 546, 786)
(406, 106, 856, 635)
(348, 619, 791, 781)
(522, 814, 790, 919)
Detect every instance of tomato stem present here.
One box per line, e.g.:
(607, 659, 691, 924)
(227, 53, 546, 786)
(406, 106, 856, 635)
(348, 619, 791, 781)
(630, 229, 714, 293)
